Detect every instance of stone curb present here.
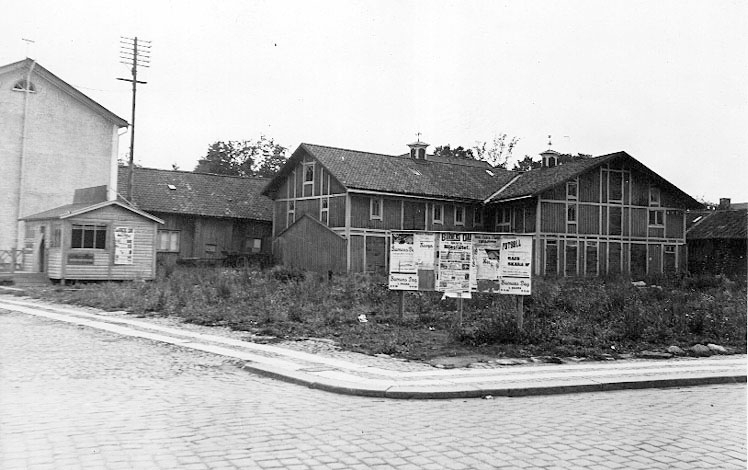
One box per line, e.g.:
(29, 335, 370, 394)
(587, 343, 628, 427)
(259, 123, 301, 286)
(242, 361, 747, 399)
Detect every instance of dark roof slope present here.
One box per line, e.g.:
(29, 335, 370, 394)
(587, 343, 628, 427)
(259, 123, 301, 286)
(687, 210, 747, 240)
(489, 151, 702, 209)
(489, 153, 617, 200)
(21, 200, 163, 223)
(0, 58, 128, 127)
(263, 143, 516, 201)
(119, 167, 273, 221)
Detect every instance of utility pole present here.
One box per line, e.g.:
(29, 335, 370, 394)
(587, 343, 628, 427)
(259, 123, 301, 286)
(117, 36, 150, 200)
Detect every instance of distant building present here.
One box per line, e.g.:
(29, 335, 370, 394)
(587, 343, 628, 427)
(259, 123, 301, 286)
(263, 142, 702, 276)
(687, 198, 747, 278)
(118, 167, 273, 266)
(0, 58, 127, 265)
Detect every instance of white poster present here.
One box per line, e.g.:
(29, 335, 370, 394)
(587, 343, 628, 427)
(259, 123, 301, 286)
(413, 233, 435, 270)
(436, 233, 473, 293)
(388, 273, 419, 290)
(498, 235, 532, 295)
(390, 233, 416, 274)
(473, 234, 502, 281)
(113, 227, 134, 265)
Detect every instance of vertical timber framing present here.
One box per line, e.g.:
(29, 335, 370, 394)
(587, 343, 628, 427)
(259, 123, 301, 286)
(345, 191, 352, 273)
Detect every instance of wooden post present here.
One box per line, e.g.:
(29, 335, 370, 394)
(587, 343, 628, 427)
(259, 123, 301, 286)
(10, 249, 16, 274)
(398, 290, 405, 319)
(515, 295, 524, 331)
(458, 296, 464, 327)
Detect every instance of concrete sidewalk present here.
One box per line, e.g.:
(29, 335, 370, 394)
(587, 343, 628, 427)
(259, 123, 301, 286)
(0, 294, 745, 399)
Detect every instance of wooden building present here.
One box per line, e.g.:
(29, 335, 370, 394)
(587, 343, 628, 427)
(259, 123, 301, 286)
(263, 142, 702, 277)
(687, 200, 747, 279)
(20, 186, 162, 283)
(119, 167, 273, 266)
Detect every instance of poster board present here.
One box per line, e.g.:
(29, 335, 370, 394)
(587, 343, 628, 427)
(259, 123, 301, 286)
(113, 227, 135, 265)
(389, 231, 532, 295)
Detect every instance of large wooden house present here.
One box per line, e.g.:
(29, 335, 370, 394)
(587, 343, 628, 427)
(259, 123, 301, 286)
(119, 167, 273, 266)
(262, 142, 702, 277)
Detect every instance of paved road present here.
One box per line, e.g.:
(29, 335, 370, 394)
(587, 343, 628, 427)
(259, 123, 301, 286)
(1, 311, 745, 470)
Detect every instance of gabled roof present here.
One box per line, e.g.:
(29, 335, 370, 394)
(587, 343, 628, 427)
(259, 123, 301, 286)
(687, 210, 747, 240)
(0, 58, 128, 128)
(21, 200, 163, 224)
(486, 151, 703, 209)
(119, 167, 273, 221)
(262, 143, 516, 201)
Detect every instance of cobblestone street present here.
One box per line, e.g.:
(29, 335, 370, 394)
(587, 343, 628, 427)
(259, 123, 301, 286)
(1, 311, 745, 469)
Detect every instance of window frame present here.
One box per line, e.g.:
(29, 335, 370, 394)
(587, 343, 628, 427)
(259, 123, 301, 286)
(157, 229, 180, 253)
(287, 200, 295, 227)
(370, 197, 383, 221)
(454, 205, 465, 226)
(473, 207, 484, 227)
(320, 197, 330, 225)
(649, 186, 661, 206)
(608, 171, 623, 203)
(649, 209, 665, 227)
(71, 224, 107, 249)
(566, 181, 578, 200)
(432, 203, 444, 224)
(496, 207, 511, 231)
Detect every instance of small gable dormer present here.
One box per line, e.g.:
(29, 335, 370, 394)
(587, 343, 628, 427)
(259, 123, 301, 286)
(408, 138, 429, 161)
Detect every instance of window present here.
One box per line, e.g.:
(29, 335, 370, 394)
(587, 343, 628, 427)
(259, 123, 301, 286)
(247, 238, 262, 253)
(71, 224, 107, 249)
(609, 171, 623, 202)
(649, 186, 661, 206)
(12, 79, 36, 92)
(567, 204, 577, 223)
(454, 205, 465, 225)
(649, 209, 664, 226)
(303, 163, 315, 196)
(320, 197, 329, 225)
(496, 207, 511, 231)
(287, 200, 295, 227)
(370, 198, 383, 220)
(567, 181, 578, 200)
(474, 207, 483, 226)
(418, 148, 426, 160)
(157, 230, 180, 252)
(432, 203, 443, 224)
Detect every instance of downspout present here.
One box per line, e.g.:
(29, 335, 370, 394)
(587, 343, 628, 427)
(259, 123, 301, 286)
(15, 59, 36, 256)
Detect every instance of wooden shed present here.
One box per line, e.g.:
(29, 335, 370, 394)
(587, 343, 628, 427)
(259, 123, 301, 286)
(21, 199, 163, 283)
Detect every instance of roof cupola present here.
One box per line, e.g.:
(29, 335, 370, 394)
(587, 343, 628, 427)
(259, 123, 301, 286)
(408, 133, 429, 161)
(540, 135, 560, 168)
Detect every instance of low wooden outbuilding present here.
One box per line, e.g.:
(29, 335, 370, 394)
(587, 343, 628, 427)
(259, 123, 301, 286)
(21, 194, 163, 283)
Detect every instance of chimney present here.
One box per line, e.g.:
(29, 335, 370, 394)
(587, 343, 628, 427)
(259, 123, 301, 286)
(407, 136, 429, 161)
(718, 198, 731, 210)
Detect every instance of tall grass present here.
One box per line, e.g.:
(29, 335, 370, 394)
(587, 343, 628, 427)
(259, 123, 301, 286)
(28, 266, 747, 357)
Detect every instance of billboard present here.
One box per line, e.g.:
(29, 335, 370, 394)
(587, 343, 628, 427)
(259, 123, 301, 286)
(388, 231, 532, 295)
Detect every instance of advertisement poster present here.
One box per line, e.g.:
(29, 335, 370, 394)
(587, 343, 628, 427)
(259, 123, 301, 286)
(390, 233, 415, 273)
(473, 234, 502, 281)
(113, 227, 134, 265)
(498, 235, 532, 295)
(413, 233, 435, 270)
(436, 233, 473, 293)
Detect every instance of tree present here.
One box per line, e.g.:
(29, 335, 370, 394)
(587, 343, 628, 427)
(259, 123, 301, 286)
(512, 155, 541, 171)
(194, 136, 287, 178)
(432, 144, 474, 160)
(472, 134, 520, 169)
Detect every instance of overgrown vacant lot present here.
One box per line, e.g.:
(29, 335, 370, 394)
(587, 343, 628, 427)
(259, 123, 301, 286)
(22, 267, 747, 360)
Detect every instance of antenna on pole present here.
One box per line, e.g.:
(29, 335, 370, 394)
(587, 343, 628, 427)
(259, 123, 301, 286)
(21, 38, 35, 58)
(117, 36, 151, 200)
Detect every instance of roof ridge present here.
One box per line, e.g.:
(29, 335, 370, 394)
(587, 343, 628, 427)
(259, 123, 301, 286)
(124, 165, 271, 181)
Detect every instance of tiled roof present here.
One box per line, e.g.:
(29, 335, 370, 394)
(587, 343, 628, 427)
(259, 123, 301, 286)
(687, 210, 747, 240)
(264, 143, 517, 201)
(119, 167, 273, 221)
(488, 153, 620, 200)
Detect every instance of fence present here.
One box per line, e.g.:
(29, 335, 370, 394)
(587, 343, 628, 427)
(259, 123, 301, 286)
(0, 250, 24, 273)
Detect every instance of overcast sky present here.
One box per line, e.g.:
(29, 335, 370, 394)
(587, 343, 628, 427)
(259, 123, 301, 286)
(2, 0, 746, 202)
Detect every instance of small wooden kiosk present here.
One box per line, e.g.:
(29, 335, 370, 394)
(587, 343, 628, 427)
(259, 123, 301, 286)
(21, 197, 163, 283)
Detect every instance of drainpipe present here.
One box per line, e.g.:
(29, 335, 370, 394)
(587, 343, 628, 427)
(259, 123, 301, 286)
(15, 59, 36, 264)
